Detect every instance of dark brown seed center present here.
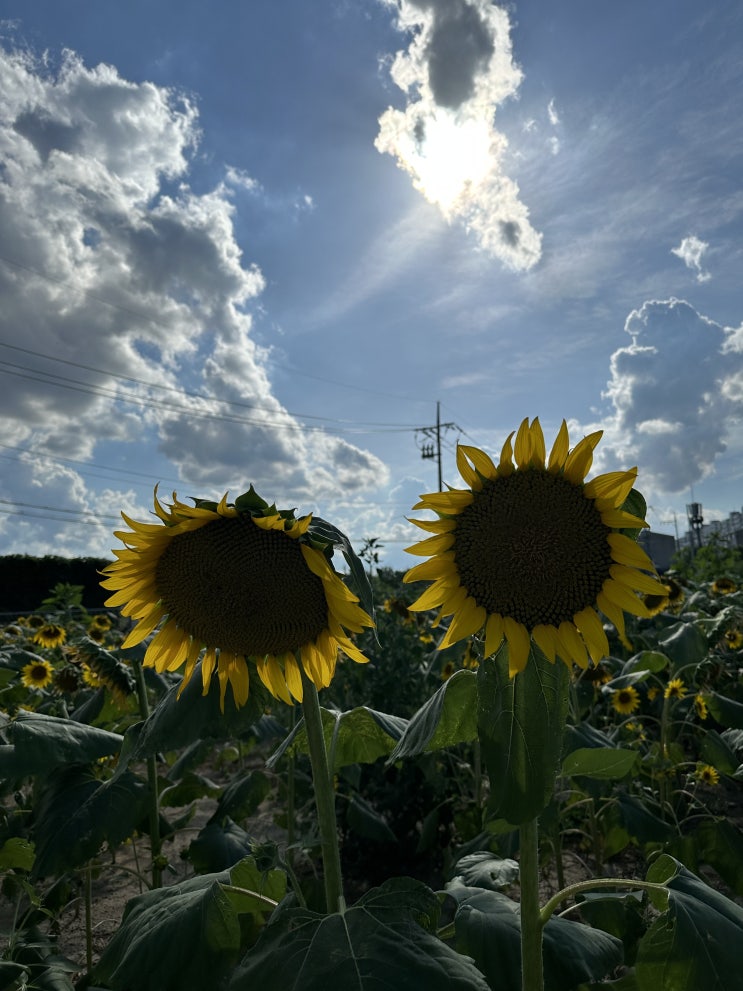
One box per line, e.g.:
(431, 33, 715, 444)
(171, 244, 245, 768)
(453, 470, 612, 629)
(155, 515, 329, 656)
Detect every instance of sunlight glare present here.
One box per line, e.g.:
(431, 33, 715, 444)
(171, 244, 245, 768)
(413, 113, 493, 210)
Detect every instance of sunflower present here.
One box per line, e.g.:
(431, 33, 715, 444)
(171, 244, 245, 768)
(712, 577, 737, 595)
(642, 590, 670, 617)
(101, 488, 373, 710)
(22, 614, 46, 630)
(32, 624, 67, 649)
(81, 664, 102, 688)
(404, 418, 665, 677)
(90, 615, 112, 632)
(724, 629, 743, 650)
(694, 764, 720, 787)
(694, 694, 708, 720)
(611, 685, 640, 715)
(20, 658, 54, 690)
(664, 678, 686, 700)
(441, 661, 456, 681)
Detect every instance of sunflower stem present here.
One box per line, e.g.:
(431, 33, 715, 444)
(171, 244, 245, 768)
(519, 817, 544, 991)
(301, 674, 345, 915)
(131, 657, 163, 889)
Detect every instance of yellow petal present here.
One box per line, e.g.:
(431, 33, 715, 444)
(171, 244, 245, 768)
(458, 444, 498, 481)
(484, 612, 504, 658)
(563, 430, 603, 484)
(439, 598, 486, 649)
(404, 554, 457, 584)
(530, 418, 546, 467)
(514, 417, 532, 469)
(584, 468, 637, 506)
(572, 607, 610, 664)
(413, 490, 474, 513)
(404, 532, 456, 556)
(408, 517, 457, 534)
(503, 617, 531, 676)
(283, 653, 304, 702)
(601, 580, 650, 617)
(408, 578, 452, 613)
(548, 421, 570, 473)
(532, 624, 557, 663)
(610, 564, 668, 596)
(558, 621, 589, 669)
(456, 445, 483, 491)
(498, 431, 515, 475)
(600, 509, 649, 530)
(596, 590, 627, 642)
(607, 533, 655, 571)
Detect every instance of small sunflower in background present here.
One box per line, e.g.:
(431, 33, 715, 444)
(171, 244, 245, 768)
(440, 661, 456, 681)
(81, 664, 103, 689)
(664, 678, 687, 700)
(723, 629, 743, 650)
(694, 764, 720, 787)
(32, 624, 67, 649)
(20, 658, 54, 690)
(712, 577, 737, 596)
(22, 614, 46, 630)
(102, 487, 374, 710)
(404, 417, 664, 677)
(611, 685, 640, 715)
(694, 694, 709, 720)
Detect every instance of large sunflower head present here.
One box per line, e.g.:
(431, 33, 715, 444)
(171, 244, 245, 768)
(101, 486, 374, 710)
(404, 418, 665, 677)
(32, 624, 67, 649)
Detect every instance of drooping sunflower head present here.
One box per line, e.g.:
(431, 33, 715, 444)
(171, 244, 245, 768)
(101, 486, 374, 710)
(21, 658, 54, 690)
(32, 624, 67, 649)
(712, 577, 737, 596)
(724, 628, 743, 651)
(404, 418, 665, 677)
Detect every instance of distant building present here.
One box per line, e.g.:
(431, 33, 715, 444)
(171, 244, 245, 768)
(638, 531, 677, 573)
(677, 506, 743, 551)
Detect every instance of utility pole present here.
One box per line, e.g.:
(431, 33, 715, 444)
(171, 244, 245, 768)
(415, 401, 459, 491)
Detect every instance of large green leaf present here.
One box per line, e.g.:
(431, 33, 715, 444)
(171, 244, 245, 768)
(706, 692, 743, 729)
(562, 748, 639, 781)
(387, 669, 478, 761)
(656, 623, 708, 670)
(31, 765, 149, 879)
(228, 877, 490, 990)
(267, 705, 407, 771)
(479, 644, 570, 825)
(93, 856, 281, 991)
(450, 852, 520, 891)
(448, 882, 624, 991)
(120, 663, 270, 766)
(0, 710, 122, 779)
(635, 855, 743, 991)
(616, 793, 674, 845)
(187, 818, 255, 874)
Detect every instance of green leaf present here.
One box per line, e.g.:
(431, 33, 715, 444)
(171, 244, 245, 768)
(656, 623, 707, 670)
(0, 837, 35, 871)
(576, 891, 646, 961)
(706, 692, 743, 729)
(187, 819, 254, 874)
(159, 771, 222, 808)
(223, 856, 286, 916)
(121, 663, 270, 765)
(616, 793, 674, 845)
(479, 644, 570, 825)
(562, 748, 639, 780)
(228, 877, 490, 991)
(0, 710, 122, 779)
(388, 669, 478, 762)
(268, 705, 407, 771)
(450, 852, 520, 891)
(619, 489, 648, 539)
(621, 651, 670, 675)
(448, 882, 624, 991)
(31, 765, 149, 879)
(93, 869, 245, 991)
(635, 855, 743, 991)
(689, 819, 743, 896)
(346, 793, 397, 843)
(699, 729, 739, 774)
(213, 771, 271, 822)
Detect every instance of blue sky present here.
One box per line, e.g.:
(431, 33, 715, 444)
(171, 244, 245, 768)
(0, 0, 742, 570)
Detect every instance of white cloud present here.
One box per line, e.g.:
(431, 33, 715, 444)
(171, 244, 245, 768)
(0, 45, 388, 555)
(375, 0, 542, 271)
(547, 98, 560, 126)
(601, 298, 743, 493)
(671, 234, 711, 282)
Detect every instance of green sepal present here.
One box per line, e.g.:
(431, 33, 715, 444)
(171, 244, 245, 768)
(478, 642, 570, 825)
(306, 516, 377, 629)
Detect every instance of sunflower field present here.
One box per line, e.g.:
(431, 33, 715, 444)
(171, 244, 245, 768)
(1, 420, 743, 991)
